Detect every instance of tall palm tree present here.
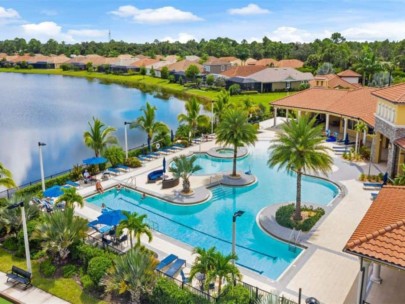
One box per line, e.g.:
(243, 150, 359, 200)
(268, 115, 333, 220)
(102, 246, 158, 304)
(0, 162, 16, 189)
(33, 207, 88, 262)
(213, 90, 230, 124)
(189, 246, 217, 288)
(207, 251, 241, 294)
(216, 109, 257, 177)
(354, 121, 368, 154)
(83, 117, 117, 157)
(354, 47, 381, 86)
(117, 211, 152, 248)
(169, 155, 202, 194)
(177, 97, 210, 143)
(131, 102, 169, 152)
(57, 187, 84, 209)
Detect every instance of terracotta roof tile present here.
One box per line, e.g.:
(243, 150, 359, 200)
(256, 58, 278, 67)
(220, 65, 267, 77)
(344, 186, 405, 269)
(310, 74, 358, 89)
(395, 137, 405, 149)
(276, 59, 304, 68)
(166, 60, 203, 73)
(272, 87, 378, 126)
(130, 58, 160, 67)
(245, 58, 257, 65)
(337, 69, 361, 77)
(372, 83, 405, 103)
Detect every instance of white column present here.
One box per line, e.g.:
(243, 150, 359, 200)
(297, 110, 302, 117)
(21, 206, 32, 273)
(124, 123, 129, 160)
(38, 143, 46, 192)
(363, 129, 367, 145)
(273, 107, 277, 126)
(325, 114, 330, 131)
(343, 118, 348, 140)
(286, 109, 289, 121)
(370, 263, 382, 284)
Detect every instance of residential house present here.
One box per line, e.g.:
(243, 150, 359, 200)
(245, 58, 257, 66)
(166, 60, 203, 81)
(277, 59, 304, 69)
(218, 56, 242, 66)
(203, 58, 232, 74)
(309, 74, 360, 90)
(185, 55, 200, 62)
(146, 60, 175, 77)
(130, 58, 160, 72)
(337, 69, 362, 84)
(255, 58, 278, 67)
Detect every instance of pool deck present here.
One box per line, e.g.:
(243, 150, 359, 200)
(74, 119, 387, 304)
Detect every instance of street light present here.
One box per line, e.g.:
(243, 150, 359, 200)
(7, 201, 31, 273)
(232, 210, 245, 264)
(124, 122, 131, 160)
(38, 142, 46, 192)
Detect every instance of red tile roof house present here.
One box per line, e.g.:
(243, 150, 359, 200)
(276, 59, 304, 68)
(165, 60, 203, 82)
(309, 73, 360, 90)
(218, 56, 242, 66)
(343, 186, 405, 304)
(203, 58, 232, 74)
(337, 69, 362, 84)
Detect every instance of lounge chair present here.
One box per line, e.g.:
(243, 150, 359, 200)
(149, 152, 161, 158)
(157, 148, 170, 155)
(66, 180, 80, 187)
(137, 156, 150, 162)
(106, 168, 120, 175)
(147, 169, 164, 183)
(115, 164, 130, 172)
(156, 254, 178, 271)
(171, 144, 185, 150)
(180, 270, 189, 283)
(165, 259, 186, 277)
(363, 182, 383, 190)
(140, 154, 155, 160)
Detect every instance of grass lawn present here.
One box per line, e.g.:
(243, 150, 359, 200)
(0, 68, 289, 108)
(0, 249, 107, 304)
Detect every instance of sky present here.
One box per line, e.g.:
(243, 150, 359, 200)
(0, 0, 404, 44)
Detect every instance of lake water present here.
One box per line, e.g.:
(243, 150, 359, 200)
(0, 73, 188, 186)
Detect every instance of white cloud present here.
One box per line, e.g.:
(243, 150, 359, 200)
(67, 29, 108, 38)
(0, 6, 20, 19)
(342, 21, 405, 41)
(228, 4, 270, 16)
(268, 26, 313, 43)
(161, 32, 196, 43)
(22, 21, 62, 36)
(40, 9, 58, 16)
(110, 5, 202, 24)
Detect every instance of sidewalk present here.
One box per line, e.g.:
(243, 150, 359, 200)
(0, 272, 69, 304)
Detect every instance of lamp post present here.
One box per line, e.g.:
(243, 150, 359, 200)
(124, 122, 131, 160)
(38, 142, 46, 192)
(232, 210, 245, 264)
(7, 201, 31, 273)
(211, 100, 214, 134)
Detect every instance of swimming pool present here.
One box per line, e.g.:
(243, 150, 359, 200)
(87, 141, 339, 279)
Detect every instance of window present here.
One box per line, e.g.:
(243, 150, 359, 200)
(205, 66, 210, 72)
(221, 65, 225, 72)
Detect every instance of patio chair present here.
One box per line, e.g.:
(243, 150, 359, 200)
(115, 164, 130, 172)
(106, 168, 120, 175)
(171, 144, 185, 150)
(66, 180, 80, 187)
(165, 259, 185, 277)
(180, 270, 189, 283)
(363, 182, 383, 190)
(137, 155, 150, 162)
(156, 254, 178, 271)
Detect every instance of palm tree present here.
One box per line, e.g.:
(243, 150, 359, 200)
(83, 117, 117, 157)
(33, 207, 88, 262)
(213, 90, 230, 124)
(268, 115, 333, 221)
(177, 97, 210, 143)
(394, 164, 405, 185)
(207, 251, 241, 294)
(102, 246, 158, 304)
(354, 47, 381, 86)
(131, 102, 169, 152)
(0, 162, 16, 189)
(169, 155, 202, 194)
(117, 211, 152, 248)
(216, 109, 257, 177)
(57, 187, 84, 209)
(189, 246, 217, 289)
(354, 121, 368, 154)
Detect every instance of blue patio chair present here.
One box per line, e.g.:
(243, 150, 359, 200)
(106, 168, 120, 175)
(116, 164, 130, 172)
(180, 270, 189, 283)
(156, 254, 178, 271)
(165, 259, 185, 277)
(66, 180, 80, 187)
(137, 155, 150, 162)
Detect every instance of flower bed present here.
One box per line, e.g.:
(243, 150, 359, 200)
(275, 204, 325, 232)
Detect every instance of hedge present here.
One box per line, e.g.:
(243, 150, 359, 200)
(275, 204, 325, 232)
(16, 172, 72, 197)
(87, 256, 113, 284)
(217, 284, 252, 304)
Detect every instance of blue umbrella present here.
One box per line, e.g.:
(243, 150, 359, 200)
(344, 133, 349, 145)
(383, 172, 388, 185)
(163, 157, 166, 173)
(97, 210, 127, 226)
(171, 129, 174, 143)
(43, 185, 69, 198)
(83, 156, 107, 165)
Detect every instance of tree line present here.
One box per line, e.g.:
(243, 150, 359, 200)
(1, 33, 405, 71)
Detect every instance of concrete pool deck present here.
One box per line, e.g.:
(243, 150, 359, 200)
(74, 119, 385, 303)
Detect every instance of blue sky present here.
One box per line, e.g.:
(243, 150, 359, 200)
(0, 0, 404, 43)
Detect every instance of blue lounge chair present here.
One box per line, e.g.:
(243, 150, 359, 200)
(363, 182, 383, 190)
(148, 169, 164, 183)
(165, 259, 185, 277)
(180, 270, 189, 283)
(107, 168, 120, 175)
(156, 254, 178, 271)
(149, 152, 161, 158)
(116, 164, 130, 172)
(140, 154, 155, 160)
(137, 156, 150, 162)
(66, 180, 80, 187)
(172, 144, 185, 150)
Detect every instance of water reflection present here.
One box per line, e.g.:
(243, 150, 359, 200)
(0, 73, 188, 185)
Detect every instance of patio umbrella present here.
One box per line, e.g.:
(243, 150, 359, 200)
(43, 185, 69, 198)
(171, 129, 174, 143)
(383, 172, 388, 185)
(163, 157, 166, 173)
(97, 210, 127, 226)
(344, 133, 349, 145)
(83, 156, 107, 165)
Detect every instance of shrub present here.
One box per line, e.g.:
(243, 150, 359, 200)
(32, 250, 47, 260)
(40, 259, 57, 278)
(229, 84, 241, 96)
(217, 284, 252, 304)
(168, 75, 175, 83)
(206, 74, 215, 86)
(80, 274, 95, 291)
(359, 146, 370, 160)
(103, 146, 125, 167)
(2, 237, 18, 251)
(161, 66, 169, 79)
(140, 66, 146, 75)
(178, 77, 184, 85)
(73, 243, 111, 269)
(241, 90, 258, 95)
(275, 204, 325, 232)
(15, 172, 71, 197)
(62, 264, 77, 278)
(87, 256, 112, 284)
(125, 157, 142, 168)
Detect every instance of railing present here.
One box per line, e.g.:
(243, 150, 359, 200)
(86, 233, 125, 255)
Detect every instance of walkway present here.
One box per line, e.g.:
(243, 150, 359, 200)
(0, 272, 69, 304)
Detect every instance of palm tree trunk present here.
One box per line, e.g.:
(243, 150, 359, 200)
(294, 171, 303, 221)
(218, 276, 222, 294)
(232, 145, 237, 176)
(130, 232, 133, 248)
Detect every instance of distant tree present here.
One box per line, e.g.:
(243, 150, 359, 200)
(354, 47, 382, 85)
(229, 84, 241, 95)
(215, 77, 226, 88)
(140, 66, 146, 76)
(206, 74, 215, 86)
(317, 62, 335, 75)
(0, 162, 16, 189)
(86, 62, 93, 72)
(168, 75, 175, 83)
(185, 64, 200, 81)
(369, 71, 393, 88)
(160, 66, 169, 79)
(149, 66, 155, 77)
(331, 32, 346, 44)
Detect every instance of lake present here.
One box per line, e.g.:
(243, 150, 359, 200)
(0, 73, 189, 186)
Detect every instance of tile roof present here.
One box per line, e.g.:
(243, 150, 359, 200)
(272, 87, 378, 126)
(309, 74, 359, 90)
(337, 69, 361, 77)
(277, 59, 304, 68)
(220, 65, 267, 77)
(372, 83, 405, 104)
(249, 67, 313, 83)
(245, 58, 257, 65)
(255, 58, 278, 67)
(218, 56, 240, 63)
(130, 58, 160, 67)
(395, 137, 405, 149)
(166, 60, 203, 73)
(344, 186, 405, 269)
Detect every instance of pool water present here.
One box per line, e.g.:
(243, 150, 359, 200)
(217, 148, 234, 154)
(87, 141, 339, 279)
